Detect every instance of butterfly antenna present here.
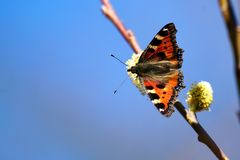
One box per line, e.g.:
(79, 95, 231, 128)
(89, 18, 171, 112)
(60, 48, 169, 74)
(110, 54, 127, 66)
(113, 76, 128, 94)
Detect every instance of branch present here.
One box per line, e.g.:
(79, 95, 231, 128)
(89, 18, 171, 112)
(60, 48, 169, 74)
(101, 1, 229, 159)
(174, 102, 229, 160)
(101, 0, 141, 54)
(218, 0, 240, 114)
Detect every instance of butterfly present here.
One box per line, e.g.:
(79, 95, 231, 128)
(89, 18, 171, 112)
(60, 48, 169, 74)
(127, 23, 185, 117)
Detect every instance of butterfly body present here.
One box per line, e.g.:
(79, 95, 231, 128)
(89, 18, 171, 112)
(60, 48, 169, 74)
(128, 60, 178, 77)
(127, 23, 184, 117)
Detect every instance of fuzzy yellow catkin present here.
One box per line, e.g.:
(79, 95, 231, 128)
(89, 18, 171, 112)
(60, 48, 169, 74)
(186, 81, 213, 112)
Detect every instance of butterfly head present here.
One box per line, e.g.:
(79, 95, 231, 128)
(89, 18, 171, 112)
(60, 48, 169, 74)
(127, 63, 152, 77)
(127, 66, 140, 75)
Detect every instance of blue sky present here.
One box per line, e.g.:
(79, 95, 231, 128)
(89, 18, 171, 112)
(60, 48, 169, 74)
(0, 0, 240, 160)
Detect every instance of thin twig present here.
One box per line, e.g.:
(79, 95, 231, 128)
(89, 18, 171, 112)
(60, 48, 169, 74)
(101, 0, 229, 159)
(101, 0, 141, 54)
(174, 102, 229, 160)
(218, 0, 240, 118)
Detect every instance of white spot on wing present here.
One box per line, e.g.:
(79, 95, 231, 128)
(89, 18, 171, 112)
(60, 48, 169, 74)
(155, 34, 161, 40)
(146, 89, 156, 94)
(152, 99, 160, 104)
(159, 108, 164, 112)
(149, 45, 157, 50)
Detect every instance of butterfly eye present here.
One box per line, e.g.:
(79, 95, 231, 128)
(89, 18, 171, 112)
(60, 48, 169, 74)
(127, 66, 138, 74)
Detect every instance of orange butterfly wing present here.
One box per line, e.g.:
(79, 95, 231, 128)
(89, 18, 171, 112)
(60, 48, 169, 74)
(139, 23, 183, 69)
(143, 70, 183, 117)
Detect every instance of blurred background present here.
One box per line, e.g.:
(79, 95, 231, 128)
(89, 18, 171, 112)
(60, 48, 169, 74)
(0, 0, 240, 159)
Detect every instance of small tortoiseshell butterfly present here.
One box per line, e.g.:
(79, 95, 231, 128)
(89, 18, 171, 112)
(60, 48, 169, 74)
(127, 23, 185, 117)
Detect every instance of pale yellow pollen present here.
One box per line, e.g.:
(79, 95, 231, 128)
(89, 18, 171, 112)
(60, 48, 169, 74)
(186, 81, 213, 112)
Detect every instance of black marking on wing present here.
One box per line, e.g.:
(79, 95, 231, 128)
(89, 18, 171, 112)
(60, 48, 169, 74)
(150, 38, 162, 46)
(156, 83, 166, 89)
(145, 86, 154, 90)
(155, 103, 165, 110)
(148, 93, 160, 100)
